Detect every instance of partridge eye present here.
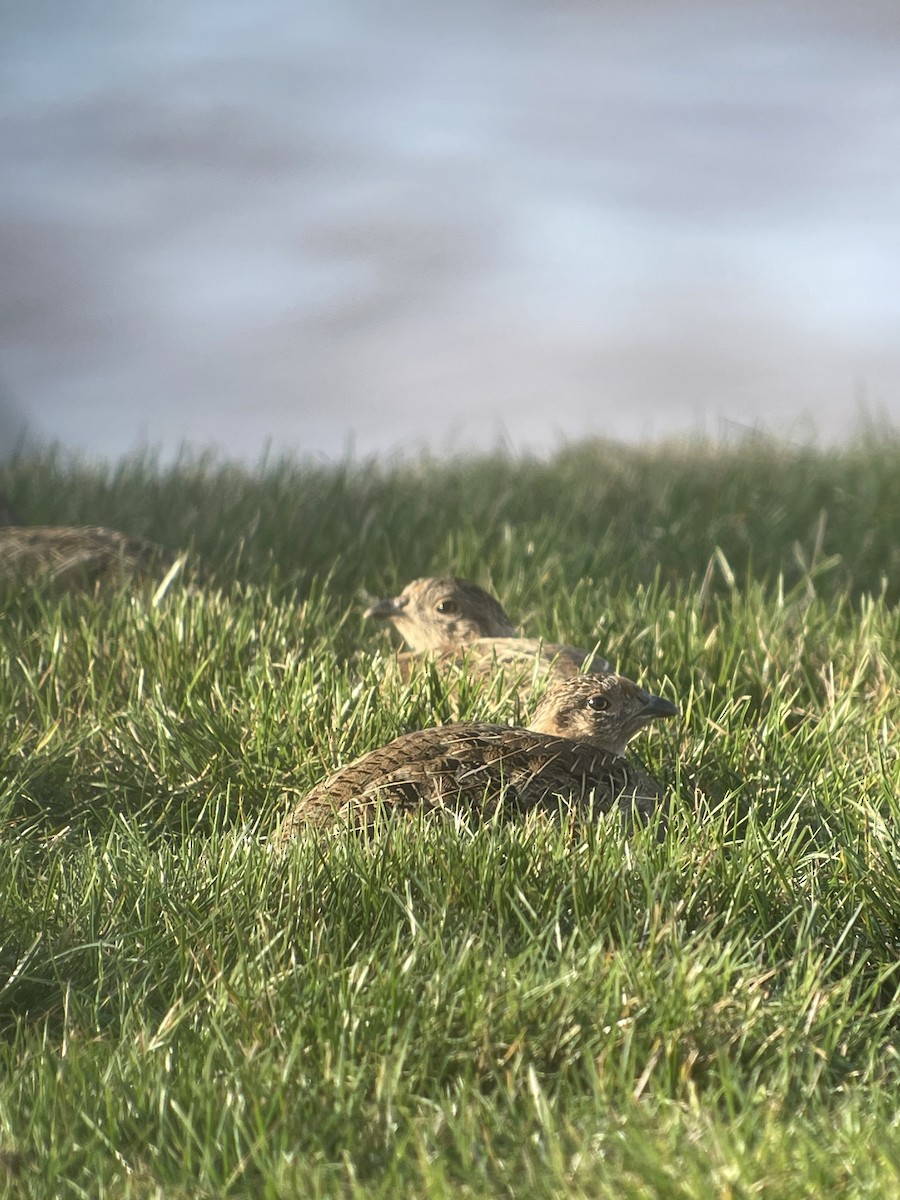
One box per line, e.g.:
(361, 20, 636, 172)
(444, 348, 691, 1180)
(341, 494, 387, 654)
(587, 695, 609, 712)
(436, 599, 458, 614)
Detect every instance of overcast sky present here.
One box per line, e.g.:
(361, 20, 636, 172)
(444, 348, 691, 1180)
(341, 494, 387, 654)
(2, 0, 899, 462)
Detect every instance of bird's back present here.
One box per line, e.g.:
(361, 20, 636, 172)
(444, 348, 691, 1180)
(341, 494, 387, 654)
(452, 637, 611, 675)
(279, 722, 662, 837)
(391, 638, 613, 702)
(0, 526, 178, 588)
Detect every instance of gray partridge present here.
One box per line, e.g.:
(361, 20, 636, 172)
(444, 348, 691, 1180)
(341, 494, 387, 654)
(0, 525, 183, 591)
(277, 672, 677, 838)
(365, 576, 613, 694)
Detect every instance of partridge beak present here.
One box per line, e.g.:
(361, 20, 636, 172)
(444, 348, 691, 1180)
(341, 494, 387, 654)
(364, 594, 406, 620)
(640, 692, 679, 720)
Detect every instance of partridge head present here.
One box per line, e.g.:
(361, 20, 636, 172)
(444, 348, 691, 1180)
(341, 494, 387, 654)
(365, 576, 517, 651)
(529, 673, 679, 756)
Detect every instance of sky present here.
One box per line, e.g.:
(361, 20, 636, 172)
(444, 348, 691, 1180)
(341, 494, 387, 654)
(1, 0, 899, 462)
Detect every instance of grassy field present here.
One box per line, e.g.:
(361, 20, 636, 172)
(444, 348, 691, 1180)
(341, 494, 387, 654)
(0, 432, 898, 1197)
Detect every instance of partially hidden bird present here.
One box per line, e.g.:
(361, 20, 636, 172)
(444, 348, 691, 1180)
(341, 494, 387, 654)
(0, 525, 184, 591)
(364, 576, 614, 693)
(277, 672, 677, 839)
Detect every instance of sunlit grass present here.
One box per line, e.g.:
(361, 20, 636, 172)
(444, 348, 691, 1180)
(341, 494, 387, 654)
(0, 433, 898, 1196)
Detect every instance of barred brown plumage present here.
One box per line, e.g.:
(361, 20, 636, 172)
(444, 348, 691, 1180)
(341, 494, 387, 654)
(277, 672, 677, 839)
(0, 525, 183, 590)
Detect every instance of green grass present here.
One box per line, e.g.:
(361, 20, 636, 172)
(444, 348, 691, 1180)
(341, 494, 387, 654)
(0, 431, 898, 1197)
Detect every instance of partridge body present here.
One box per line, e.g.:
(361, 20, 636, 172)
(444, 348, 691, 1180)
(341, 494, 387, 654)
(0, 526, 181, 590)
(365, 576, 613, 688)
(278, 673, 677, 838)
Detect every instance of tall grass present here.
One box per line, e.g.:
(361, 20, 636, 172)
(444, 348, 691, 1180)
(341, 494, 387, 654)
(0, 432, 897, 1197)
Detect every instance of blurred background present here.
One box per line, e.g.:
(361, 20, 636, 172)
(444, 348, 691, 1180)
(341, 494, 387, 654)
(2, 0, 898, 463)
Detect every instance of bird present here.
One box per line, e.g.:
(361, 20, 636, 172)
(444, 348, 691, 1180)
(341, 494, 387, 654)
(276, 672, 677, 839)
(364, 576, 614, 693)
(0, 525, 184, 591)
